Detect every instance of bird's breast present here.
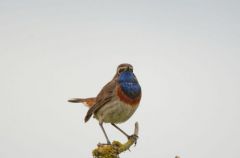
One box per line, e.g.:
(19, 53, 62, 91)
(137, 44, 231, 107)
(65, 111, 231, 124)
(95, 99, 139, 123)
(116, 83, 141, 106)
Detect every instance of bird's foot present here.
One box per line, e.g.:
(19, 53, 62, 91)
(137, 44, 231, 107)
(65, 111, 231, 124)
(127, 134, 138, 146)
(97, 141, 111, 147)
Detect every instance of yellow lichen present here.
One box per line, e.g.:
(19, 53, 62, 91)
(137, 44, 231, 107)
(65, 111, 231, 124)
(92, 123, 139, 158)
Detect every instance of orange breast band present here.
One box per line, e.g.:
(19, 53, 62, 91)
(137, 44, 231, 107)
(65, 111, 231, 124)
(116, 85, 141, 106)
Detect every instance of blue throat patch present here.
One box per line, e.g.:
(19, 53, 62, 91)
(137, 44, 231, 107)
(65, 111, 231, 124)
(118, 71, 141, 99)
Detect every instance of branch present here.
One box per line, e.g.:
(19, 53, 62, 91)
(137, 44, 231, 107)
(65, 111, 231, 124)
(92, 122, 139, 158)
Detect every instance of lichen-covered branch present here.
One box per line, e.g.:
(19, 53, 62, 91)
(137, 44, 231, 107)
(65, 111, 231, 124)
(92, 122, 139, 158)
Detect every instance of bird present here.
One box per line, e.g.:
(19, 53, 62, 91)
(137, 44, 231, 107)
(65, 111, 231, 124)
(68, 63, 141, 144)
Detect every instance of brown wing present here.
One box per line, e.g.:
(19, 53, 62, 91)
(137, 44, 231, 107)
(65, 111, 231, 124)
(84, 79, 116, 122)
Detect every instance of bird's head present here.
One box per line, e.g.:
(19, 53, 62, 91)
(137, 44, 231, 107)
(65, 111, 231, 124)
(116, 63, 133, 75)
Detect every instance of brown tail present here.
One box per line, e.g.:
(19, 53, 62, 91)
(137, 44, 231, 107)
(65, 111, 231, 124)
(68, 97, 96, 108)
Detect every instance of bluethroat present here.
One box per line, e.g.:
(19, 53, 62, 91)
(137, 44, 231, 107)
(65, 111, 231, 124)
(68, 63, 142, 144)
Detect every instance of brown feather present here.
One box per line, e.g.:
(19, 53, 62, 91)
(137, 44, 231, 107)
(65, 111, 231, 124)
(68, 97, 96, 107)
(84, 80, 116, 122)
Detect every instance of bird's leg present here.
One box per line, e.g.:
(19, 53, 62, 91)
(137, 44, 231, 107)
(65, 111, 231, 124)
(111, 123, 130, 138)
(99, 123, 111, 145)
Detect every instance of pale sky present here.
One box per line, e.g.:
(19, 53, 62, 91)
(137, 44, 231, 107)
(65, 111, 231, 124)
(0, 0, 240, 158)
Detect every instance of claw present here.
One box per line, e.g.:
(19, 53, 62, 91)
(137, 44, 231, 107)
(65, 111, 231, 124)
(97, 142, 111, 147)
(127, 134, 138, 146)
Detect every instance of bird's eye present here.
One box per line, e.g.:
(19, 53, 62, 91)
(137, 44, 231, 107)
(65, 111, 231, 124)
(129, 67, 133, 72)
(118, 68, 125, 74)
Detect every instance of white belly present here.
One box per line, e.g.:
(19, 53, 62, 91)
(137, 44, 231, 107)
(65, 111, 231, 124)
(94, 100, 138, 124)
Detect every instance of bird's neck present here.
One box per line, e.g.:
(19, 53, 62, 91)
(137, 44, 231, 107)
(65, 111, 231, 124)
(118, 72, 141, 99)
